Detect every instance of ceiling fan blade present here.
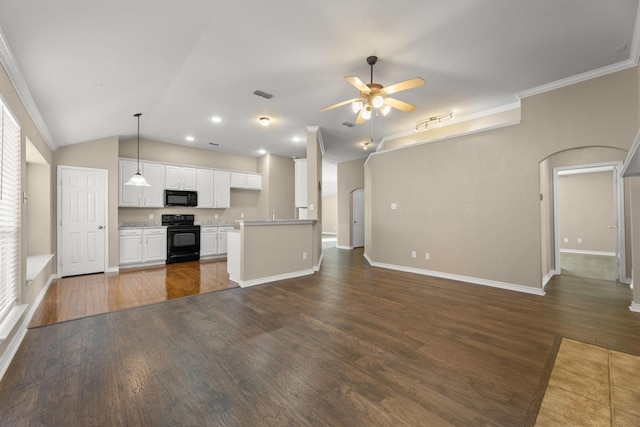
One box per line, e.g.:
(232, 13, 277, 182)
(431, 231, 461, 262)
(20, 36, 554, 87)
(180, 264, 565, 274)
(345, 76, 371, 93)
(320, 98, 363, 112)
(385, 97, 417, 113)
(382, 77, 425, 95)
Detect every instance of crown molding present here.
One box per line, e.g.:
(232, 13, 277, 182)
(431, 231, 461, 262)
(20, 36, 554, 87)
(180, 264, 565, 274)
(0, 26, 56, 150)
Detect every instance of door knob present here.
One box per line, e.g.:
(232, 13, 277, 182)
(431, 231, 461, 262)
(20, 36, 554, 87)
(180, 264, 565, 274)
(608, 225, 617, 229)
(98, 225, 104, 229)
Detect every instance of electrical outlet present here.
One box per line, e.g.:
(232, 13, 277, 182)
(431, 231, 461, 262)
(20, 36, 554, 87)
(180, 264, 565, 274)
(310, 204, 315, 211)
(240, 213, 244, 219)
(425, 252, 430, 260)
(564, 238, 568, 243)
(303, 252, 308, 260)
(391, 203, 397, 210)
(149, 214, 154, 219)
(411, 251, 416, 258)
(214, 214, 219, 219)
(577, 238, 582, 243)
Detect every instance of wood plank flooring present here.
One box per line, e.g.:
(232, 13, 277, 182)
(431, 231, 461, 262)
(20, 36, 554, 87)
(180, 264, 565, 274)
(2, 247, 640, 426)
(29, 259, 237, 328)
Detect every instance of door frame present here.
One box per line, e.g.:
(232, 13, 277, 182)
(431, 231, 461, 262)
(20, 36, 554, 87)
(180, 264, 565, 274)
(57, 165, 109, 276)
(552, 161, 626, 282)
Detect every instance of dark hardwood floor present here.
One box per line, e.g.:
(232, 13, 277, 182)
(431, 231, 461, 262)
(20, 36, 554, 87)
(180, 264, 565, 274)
(2, 247, 639, 426)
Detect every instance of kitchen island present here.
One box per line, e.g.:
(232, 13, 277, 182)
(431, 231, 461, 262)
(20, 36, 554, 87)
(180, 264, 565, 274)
(227, 219, 316, 287)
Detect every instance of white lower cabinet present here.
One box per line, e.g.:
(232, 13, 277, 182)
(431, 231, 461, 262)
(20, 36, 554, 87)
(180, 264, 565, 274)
(201, 227, 218, 256)
(120, 228, 166, 265)
(200, 226, 234, 257)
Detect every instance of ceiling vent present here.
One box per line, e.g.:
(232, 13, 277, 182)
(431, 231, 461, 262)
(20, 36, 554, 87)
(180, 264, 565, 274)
(341, 121, 355, 128)
(209, 142, 221, 147)
(253, 90, 274, 99)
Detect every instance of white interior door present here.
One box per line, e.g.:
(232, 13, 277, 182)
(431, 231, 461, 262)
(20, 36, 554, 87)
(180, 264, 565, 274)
(352, 189, 365, 248)
(59, 166, 107, 276)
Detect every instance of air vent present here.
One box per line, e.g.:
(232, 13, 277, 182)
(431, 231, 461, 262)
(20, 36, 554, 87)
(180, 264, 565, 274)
(341, 121, 355, 128)
(253, 90, 274, 99)
(209, 142, 222, 147)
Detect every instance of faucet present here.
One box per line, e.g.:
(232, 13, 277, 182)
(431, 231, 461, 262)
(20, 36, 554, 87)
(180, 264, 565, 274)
(272, 209, 276, 220)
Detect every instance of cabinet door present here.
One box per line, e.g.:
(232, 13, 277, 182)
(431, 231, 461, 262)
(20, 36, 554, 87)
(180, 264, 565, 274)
(119, 160, 141, 207)
(294, 159, 307, 207)
(143, 230, 167, 262)
(119, 233, 143, 264)
(197, 169, 214, 208)
(141, 163, 165, 207)
(182, 167, 197, 191)
(201, 229, 218, 256)
(164, 165, 182, 190)
(246, 173, 262, 190)
(230, 172, 247, 188)
(218, 231, 229, 254)
(214, 171, 231, 208)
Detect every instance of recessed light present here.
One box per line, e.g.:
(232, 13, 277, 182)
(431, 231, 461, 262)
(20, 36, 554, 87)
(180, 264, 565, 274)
(292, 136, 301, 142)
(211, 116, 222, 123)
(259, 117, 270, 127)
(258, 149, 267, 155)
(185, 136, 195, 142)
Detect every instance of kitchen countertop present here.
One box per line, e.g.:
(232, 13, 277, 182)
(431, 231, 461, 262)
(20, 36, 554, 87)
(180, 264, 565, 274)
(119, 222, 166, 229)
(237, 219, 315, 226)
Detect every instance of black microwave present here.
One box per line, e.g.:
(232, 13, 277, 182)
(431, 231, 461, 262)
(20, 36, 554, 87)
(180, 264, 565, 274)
(164, 190, 198, 207)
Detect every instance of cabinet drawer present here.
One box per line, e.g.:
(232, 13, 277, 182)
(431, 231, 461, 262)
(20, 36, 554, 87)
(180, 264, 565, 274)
(218, 227, 234, 232)
(143, 228, 166, 236)
(119, 229, 142, 236)
(201, 227, 218, 233)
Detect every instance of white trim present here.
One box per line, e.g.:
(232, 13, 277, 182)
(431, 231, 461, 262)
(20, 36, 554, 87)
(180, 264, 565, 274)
(377, 101, 521, 152)
(0, 274, 55, 381)
(0, 26, 56, 150)
(231, 269, 315, 288)
(367, 259, 545, 296)
(559, 249, 616, 257)
(105, 266, 120, 273)
(0, 304, 27, 341)
(621, 129, 640, 177)
(336, 245, 354, 250)
(542, 270, 556, 288)
(517, 59, 637, 100)
(314, 252, 323, 271)
(118, 261, 165, 270)
(322, 232, 338, 236)
(629, 302, 640, 313)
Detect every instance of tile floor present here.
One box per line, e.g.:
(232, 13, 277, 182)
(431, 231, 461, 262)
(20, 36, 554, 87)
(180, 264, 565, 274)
(536, 338, 640, 426)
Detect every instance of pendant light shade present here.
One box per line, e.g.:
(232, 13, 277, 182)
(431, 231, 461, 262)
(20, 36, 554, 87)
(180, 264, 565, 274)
(124, 113, 150, 187)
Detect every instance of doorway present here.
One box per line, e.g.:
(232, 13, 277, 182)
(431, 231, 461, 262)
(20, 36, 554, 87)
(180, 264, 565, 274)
(553, 162, 625, 282)
(57, 166, 108, 276)
(352, 189, 364, 248)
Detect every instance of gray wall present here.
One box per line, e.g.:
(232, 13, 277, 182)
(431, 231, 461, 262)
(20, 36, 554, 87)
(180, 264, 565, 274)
(558, 171, 615, 253)
(365, 67, 639, 290)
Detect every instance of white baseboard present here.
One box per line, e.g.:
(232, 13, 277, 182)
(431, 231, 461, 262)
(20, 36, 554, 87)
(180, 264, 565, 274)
(0, 273, 56, 381)
(542, 270, 556, 288)
(231, 269, 315, 288)
(630, 302, 640, 313)
(336, 245, 353, 250)
(314, 252, 323, 271)
(366, 258, 546, 296)
(559, 249, 616, 256)
(105, 266, 119, 273)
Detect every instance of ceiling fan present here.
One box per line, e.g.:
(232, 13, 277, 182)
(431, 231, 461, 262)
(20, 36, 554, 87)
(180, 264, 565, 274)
(321, 56, 424, 124)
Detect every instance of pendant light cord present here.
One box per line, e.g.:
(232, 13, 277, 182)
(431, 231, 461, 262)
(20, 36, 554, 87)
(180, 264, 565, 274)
(134, 113, 142, 173)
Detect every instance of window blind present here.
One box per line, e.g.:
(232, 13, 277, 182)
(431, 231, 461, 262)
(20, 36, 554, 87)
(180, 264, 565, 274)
(0, 99, 20, 325)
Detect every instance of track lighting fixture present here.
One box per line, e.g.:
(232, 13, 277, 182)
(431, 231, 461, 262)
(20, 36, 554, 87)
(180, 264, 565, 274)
(413, 111, 455, 133)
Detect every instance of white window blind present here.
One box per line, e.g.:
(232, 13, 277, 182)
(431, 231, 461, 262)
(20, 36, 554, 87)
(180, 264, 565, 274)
(0, 98, 20, 325)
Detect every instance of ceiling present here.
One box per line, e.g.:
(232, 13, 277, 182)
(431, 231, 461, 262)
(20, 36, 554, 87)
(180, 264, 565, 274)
(0, 1, 638, 162)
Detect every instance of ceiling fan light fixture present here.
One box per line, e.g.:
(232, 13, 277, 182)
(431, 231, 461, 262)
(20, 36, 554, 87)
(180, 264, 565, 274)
(351, 101, 363, 113)
(371, 95, 384, 109)
(361, 108, 372, 120)
(259, 117, 270, 126)
(380, 105, 391, 116)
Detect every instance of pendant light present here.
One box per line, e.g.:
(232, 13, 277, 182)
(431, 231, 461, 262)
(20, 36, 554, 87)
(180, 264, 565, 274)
(124, 113, 150, 186)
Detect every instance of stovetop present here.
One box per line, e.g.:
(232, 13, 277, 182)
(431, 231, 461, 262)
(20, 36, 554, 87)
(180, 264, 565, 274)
(162, 214, 196, 227)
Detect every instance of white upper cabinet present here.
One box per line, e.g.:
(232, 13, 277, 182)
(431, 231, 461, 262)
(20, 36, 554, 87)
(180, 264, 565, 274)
(196, 169, 214, 208)
(294, 159, 307, 208)
(230, 172, 262, 190)
(214, 171, 231, 208)
(119, 159, 165, 207)
(165, 165, 196, 190)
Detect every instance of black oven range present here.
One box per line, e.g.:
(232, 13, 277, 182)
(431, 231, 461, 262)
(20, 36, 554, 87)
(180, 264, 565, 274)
(162, 214, 201, 264)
